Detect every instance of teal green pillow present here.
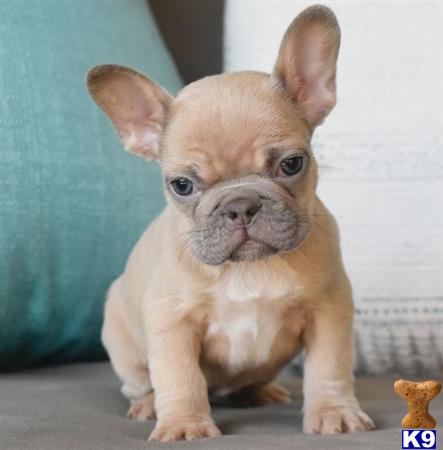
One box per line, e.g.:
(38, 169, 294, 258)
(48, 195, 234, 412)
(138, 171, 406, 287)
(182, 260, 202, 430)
(0, 2, 181, 369)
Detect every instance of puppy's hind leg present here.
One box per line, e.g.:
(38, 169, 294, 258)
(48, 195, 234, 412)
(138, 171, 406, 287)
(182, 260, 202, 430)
(102, 278, 153, 420)
(232, 383, 291, 407)
(127, 391, 156, 421)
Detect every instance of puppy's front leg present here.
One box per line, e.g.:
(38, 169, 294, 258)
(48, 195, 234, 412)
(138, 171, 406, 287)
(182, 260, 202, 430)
(303, 280, 375, 434)
(147, 315, 220, 442)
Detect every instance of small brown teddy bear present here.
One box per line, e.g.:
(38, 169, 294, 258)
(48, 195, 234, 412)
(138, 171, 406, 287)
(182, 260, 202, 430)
(394, 379, 441, 429)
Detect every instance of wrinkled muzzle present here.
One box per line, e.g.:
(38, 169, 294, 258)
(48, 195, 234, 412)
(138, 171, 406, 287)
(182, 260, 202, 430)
(190, 176, 311, 265)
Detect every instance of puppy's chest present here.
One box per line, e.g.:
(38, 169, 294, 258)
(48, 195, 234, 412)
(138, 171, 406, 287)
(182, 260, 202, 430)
(203, 267, 305, 375)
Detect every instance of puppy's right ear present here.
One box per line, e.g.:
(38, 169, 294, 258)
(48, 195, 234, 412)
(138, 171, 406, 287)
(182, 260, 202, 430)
(273, 5, 340, 128)
(86, 65, 172, 160)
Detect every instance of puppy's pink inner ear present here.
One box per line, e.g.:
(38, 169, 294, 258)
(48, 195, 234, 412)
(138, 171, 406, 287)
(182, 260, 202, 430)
(296, 36, 337, 123)
(121, 123, 161, 159)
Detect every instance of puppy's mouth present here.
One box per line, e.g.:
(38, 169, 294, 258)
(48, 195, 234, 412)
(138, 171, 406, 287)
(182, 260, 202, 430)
(226, 226, 278, 262)
(190, 218, 307, 265)
(229, 238, 276, 262)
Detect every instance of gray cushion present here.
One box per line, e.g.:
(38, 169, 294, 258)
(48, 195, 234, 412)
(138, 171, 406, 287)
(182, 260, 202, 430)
(1, 363, 441, 449)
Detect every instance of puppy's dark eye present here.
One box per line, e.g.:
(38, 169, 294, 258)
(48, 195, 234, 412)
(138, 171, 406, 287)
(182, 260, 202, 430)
(171, 177, 193, 196)
(279, 156, 304, 176)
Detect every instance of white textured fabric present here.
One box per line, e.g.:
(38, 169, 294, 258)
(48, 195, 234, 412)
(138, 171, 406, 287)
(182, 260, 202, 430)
(224, 1, 443, 374)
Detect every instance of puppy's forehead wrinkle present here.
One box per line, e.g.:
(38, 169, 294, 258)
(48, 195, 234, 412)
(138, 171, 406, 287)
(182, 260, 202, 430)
(195, 175, 290, 215)
(218, 181, 261, 192)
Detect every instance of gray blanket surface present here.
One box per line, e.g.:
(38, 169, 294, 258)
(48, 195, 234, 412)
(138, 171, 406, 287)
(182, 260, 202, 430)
(1, 362, 442, 449)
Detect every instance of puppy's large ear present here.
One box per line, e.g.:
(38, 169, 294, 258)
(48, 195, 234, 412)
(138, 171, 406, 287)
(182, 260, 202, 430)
(273, 5, 340, 127)
(86, 65, 172, 160)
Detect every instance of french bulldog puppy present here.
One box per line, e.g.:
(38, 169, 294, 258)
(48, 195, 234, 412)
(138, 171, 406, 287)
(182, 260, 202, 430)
(87, 5, 374, 442)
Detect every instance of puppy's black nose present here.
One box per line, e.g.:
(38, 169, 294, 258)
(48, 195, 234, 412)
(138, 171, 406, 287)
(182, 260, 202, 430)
(222, 197, 262, 227)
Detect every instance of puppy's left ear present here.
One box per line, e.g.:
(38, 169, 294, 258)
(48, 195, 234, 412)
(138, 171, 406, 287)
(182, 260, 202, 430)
(86, 65, 172, 160)
(273, 5, 340, 127)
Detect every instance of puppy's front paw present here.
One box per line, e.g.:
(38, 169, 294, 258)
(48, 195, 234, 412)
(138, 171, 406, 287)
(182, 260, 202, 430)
(149, 417, 221, 442)
(303, 404, 375, 434)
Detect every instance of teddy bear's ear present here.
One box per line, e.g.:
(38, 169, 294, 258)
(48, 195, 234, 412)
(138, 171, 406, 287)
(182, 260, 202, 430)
(273, 5, 340, 127)
(87, 64, 172, 160)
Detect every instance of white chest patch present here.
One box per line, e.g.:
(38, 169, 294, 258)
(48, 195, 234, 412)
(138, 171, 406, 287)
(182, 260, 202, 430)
(206, 260, 304, 374)
(206, 302, 267, 374)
